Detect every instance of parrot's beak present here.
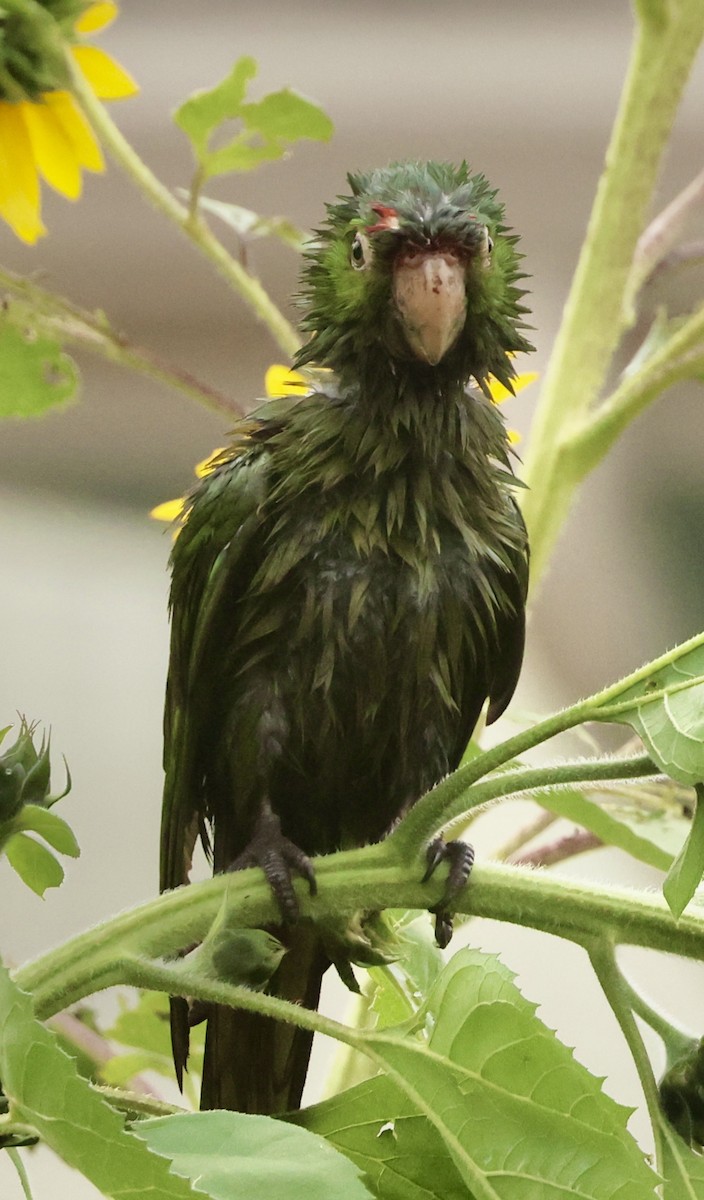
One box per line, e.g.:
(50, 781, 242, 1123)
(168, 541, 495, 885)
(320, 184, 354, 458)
(393, 249, 466, 365)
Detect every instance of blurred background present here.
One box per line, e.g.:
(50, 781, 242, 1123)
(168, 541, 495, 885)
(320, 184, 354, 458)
(1, 2, 703, 1194)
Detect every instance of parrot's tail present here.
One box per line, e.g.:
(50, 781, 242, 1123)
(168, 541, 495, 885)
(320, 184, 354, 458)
(199, 923, 328, 1114)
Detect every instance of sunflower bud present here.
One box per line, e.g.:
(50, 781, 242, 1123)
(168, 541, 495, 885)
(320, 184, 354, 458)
(0, 4, 79, 103)
(0, 718, 68, 821)
(660, 1038, 704, 1148)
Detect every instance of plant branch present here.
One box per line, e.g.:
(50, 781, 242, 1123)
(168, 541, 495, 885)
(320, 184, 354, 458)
(611, 967, 694, 1064)
(492, 808, 557, 861)
(0, 266, 242, 418)
(66, 55, 301, 361)
(627, 166, 704, 304)
(388, 730, 658, 852)
(567, 302, 704, 476)
(6, 1147, 34, 1199)
(509, 828, 602, 868)
(94, 1086, 184, 1121)
(520, 4, 704, 587)
(14, 843, 704, 1024)
(587, 940, 665, 1173)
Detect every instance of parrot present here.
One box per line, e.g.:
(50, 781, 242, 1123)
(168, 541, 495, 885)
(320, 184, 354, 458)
(160, 160, 532, 1114)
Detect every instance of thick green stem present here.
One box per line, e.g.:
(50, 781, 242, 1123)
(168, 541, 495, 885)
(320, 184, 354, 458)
(587, 941, 665, 1172)
(520, 3, 704, 587)
(66, 56, 300, 361)
(14, 847, 704, 1022)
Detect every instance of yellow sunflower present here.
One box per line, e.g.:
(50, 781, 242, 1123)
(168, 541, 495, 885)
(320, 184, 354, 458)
(151, 365, 537, 526)
(0, 1, 137, 243)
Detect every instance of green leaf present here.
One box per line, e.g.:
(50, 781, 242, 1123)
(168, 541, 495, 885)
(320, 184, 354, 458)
(240, 88, 334, 142)
(101, 990, 204, 1107)
(537, 786, 674, 869)
(104, 990, 180, 1061)
(15, 804, 80, 857)
(302, 948, 657, 1199)
(663, 784, 704, 916)
(0, 309, 79, 418)
(136, 1111, 373, 1200)
(0, 960, 209, 1200)
(174, 56, 258, 155)
(204, 138, 284, 177)
(300, 1076, 468, 1200)
(5, 833, 64, 895)
(661, 1129, 704, 1198)
(174, 57, 332, 182)
(612, 804, 691, 862)
(596, 632, 704, 786)
(368, 912, 445, 1031)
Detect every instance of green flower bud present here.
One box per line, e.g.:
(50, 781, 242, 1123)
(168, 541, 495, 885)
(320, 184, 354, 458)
(0, 1, 87, 102)
(660, 1038, 704, 1148)
(0, 718, 69, 820)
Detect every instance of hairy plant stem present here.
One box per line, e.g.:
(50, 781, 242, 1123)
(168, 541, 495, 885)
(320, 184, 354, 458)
(399, 628, 704, 852)
(6, 1146, 34, 1200)
(66, 55, 300, 361)
(520, 2, 704, 587)
(14, 844, 704, 1024)
(587, 941, 665, 1173)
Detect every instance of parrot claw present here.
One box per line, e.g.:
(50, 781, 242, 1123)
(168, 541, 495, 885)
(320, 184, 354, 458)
(423, 836, 475, 949)
(230, 803, 316, 923)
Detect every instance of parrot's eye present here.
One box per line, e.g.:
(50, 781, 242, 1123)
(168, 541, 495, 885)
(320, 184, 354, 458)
(487, 235, 494, 253)
(350, 232, 371, 270)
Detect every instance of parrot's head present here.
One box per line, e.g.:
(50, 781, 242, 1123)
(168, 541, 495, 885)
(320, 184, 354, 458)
(296, 161, 532, 393)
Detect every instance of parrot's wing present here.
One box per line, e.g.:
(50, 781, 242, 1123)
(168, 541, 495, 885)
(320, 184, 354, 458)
(160, 443, 269, 1090)
(160, 446, 270, 893)
(486, 501, 529, 725)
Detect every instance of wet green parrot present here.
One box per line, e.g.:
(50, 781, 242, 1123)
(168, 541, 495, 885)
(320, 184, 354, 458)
(160, 161, 532, 1114)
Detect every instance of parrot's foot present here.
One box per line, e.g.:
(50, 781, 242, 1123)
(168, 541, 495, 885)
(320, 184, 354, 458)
(230, 804, 316, 923)
(422, 836, 474, 949)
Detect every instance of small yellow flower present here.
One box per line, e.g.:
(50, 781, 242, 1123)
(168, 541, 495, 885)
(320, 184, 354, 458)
(0, 1, 137, 243)
(151, 366, 536, 526)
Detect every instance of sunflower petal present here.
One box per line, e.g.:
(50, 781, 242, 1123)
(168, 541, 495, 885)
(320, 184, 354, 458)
(488, 371, 539, 405)
(0, 103, 44, 242)
(150, 499, 186, 523)
(43, 91, 104, 173)
(22, 99, 82, 199)
(71, 45, 138, 100)
(264, 364, 308, 397)
(195, 448, 227, 477)
(74, 1, 118, 34)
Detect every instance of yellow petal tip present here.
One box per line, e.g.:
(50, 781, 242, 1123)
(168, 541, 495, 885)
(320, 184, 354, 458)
(150, 499, 185, 523)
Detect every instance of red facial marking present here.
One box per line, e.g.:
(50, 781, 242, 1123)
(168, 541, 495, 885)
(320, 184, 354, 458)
(366, 203, 400, 234)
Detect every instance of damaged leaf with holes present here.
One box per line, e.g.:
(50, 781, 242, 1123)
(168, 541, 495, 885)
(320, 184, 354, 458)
(0, 304, 80, 418)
